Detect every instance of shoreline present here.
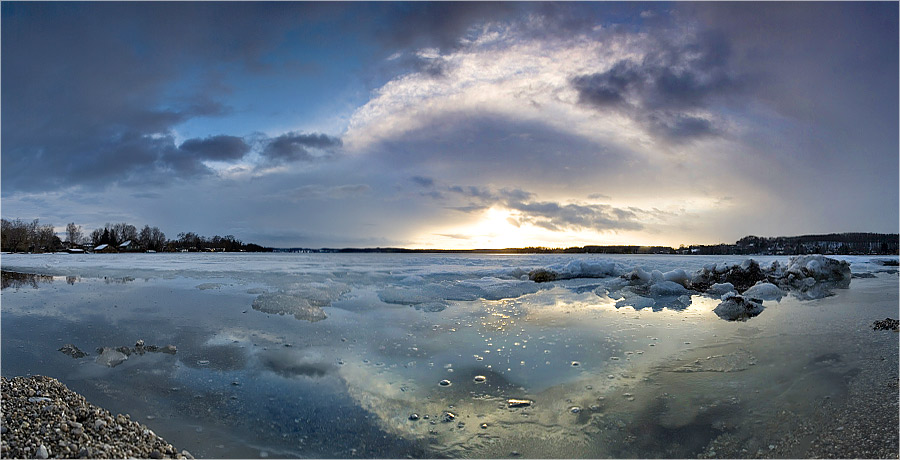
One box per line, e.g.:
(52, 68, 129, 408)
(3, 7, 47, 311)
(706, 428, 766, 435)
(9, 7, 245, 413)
(1, 375, 192, 459)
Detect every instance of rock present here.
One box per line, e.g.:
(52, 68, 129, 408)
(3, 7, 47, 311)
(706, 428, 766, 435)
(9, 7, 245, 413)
(713, 295, 764, 321)
(872, 318, 899, 332)
(58, 344, 88, 359)
(36, 444, 48, 459)
(96, 348, 128, 368)
(160, 345, 177, 354)
(115, 346, 133, 356)
(693, 260, 767, 293)
(528, 269, 557, 283)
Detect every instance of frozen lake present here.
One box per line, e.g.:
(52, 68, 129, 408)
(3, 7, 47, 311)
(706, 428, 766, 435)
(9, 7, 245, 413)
(1, 253, 897, 458)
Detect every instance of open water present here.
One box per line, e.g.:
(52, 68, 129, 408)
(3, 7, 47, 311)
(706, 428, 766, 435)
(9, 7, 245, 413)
(1, 253, 897, 458)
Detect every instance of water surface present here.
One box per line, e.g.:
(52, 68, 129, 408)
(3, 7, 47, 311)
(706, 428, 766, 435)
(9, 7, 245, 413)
(1, 253, 897, 458)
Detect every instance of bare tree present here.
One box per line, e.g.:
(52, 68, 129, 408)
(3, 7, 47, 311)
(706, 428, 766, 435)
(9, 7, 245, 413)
(90, 228, 104, 247)
(138, 225, 152, 250)
(150, 227, 166, 251)
(1, 219, 29, 252)
(66, 222, 83, 247)
(36, 224, 58, 252)
(112, 222, 137, 246)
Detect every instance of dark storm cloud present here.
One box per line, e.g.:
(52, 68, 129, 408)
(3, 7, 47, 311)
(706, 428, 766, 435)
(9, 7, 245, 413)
(571, 28, 741, 140)
(373, 2, 521, 51)
(0, 2, 342, 193)
(643, 112, 716, 140)
(179, 135, 251, 162)
(410, 176, 435, 188)
(260, 133, 343, 164)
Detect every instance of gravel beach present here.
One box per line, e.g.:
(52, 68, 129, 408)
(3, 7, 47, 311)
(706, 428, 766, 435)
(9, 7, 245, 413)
(1, 376, 192, 459)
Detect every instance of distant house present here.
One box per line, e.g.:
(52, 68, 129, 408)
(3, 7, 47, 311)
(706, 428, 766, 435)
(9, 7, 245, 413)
(66, 248, 85, 254)
(93, 244, 115, 253)
(118, 240, 139, 252)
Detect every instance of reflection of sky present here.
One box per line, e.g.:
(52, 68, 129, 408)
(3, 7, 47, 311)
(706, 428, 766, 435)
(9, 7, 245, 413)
(1, 254, 897, 457)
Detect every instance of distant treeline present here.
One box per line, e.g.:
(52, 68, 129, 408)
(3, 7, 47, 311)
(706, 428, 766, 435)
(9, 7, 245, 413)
(278, 232, 899, 255)
(0, 218, 272, 253)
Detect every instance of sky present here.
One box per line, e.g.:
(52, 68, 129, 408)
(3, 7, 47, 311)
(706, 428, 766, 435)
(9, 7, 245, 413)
(2, 2, 898, 249)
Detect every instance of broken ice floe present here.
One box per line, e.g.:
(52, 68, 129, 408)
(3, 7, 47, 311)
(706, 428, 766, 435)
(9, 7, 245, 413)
(252, 293, 328, 322)
(524, 255, 851, 319)
(377, 277, 544, 312)
(250, 280, 350, 321)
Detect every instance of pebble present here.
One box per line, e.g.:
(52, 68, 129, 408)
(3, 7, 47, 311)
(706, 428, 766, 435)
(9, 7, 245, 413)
(439, 379, 451, 386)
(408, 413, 419, 421)
(1, 375, 193, 459)
(473, 375, 486, 383)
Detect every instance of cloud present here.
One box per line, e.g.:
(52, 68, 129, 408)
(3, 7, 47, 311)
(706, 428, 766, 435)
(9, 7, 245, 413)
(410, 176, 435, 188)
(507, 200, 643, 232)
(276, 184, 371, 202)
(428, 182, 654, 234)
(179, 135, 251, 161)
(643, 112, 717, 139)
(0, 2, 344, 194)
(371, 2, 521, 51)
(570, 29, 741, 140)
(260, 132, 343, 164)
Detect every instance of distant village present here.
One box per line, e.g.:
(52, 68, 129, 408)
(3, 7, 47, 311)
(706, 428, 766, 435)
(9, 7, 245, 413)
(0, 219, 271, 253)
(1, 218, 897, 256)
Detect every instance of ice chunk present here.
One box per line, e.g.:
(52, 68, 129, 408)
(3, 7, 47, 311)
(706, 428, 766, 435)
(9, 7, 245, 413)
(378, 287, 436, 305)
(713, 295, 764, 321)
(615, 292, 656, 309)
(706, 282, 736, 297)
(662, 269, 690, 287)
(742, 282, 784, 301)
(649, 280, 689, 297)
(784, 255, 851, 282)
(623, 267, 652, 284)
(529, 259, 620, 282)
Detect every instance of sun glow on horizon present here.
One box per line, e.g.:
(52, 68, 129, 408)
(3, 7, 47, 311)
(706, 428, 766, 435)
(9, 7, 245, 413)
(408, 207, 665, 250)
